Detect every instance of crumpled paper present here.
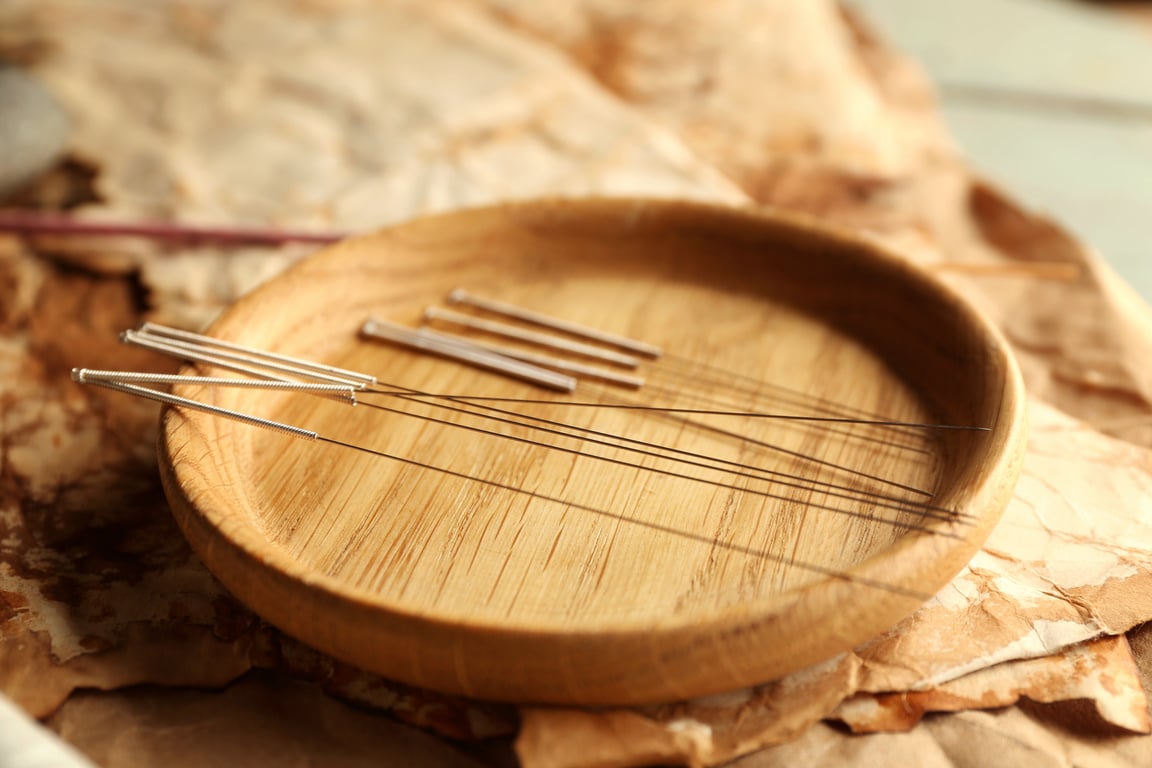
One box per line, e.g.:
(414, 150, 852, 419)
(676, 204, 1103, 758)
(0, 233, 516, 740)
(3, 0, 742, 325)
(514, 400, 1152, 767)
(1, 0, 742, 726)
(472, 0, 956, 187)
(46, 671, 496, 768)
(2, 0, 1152, 766)
(836, 635, 1150, 734)
(732, 702, 1152, 768)
(470, 0, 1152, 440)
(519, 634, 1152, 768)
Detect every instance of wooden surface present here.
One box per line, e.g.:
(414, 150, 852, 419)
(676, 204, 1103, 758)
(158, 199, 1027, 705)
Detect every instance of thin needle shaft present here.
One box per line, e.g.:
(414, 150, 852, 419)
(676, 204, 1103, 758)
(363, 388, 987, 432)
(359, 393, 965, 527)
(358, 386, 964, 518)
(318, 434, 933, 601)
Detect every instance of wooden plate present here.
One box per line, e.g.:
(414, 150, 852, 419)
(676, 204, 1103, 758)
(159, 198, 1026, 705)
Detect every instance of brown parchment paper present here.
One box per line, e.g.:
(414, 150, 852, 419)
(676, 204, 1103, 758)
(46, 671, 494, 768)
(2, 0, 1152, 766)
(1, 0, 743, 327)
(835, 634, 1150, 734)
(514, 399, 1152, 767)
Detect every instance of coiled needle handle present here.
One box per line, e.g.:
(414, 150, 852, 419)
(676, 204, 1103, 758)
(72, 369, 318, 440)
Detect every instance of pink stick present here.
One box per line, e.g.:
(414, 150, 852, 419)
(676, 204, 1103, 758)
(0, 209, 348, 246)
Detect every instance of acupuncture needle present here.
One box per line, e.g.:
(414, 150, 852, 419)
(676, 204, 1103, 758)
(127, 322, 963, 434)
(653, 354, 939, 440)
(138, 322, 377, 385)
(352, 391, 968, 529)
(606, 383, 936, 455)
(358, 387, 987, 432)
(316, 432, 936, 601)
(118, 331, 955, 515)
(446, 288, 664, 358)
(79, 364, 963, 525)
(75, 373, 940, 597)
(350, 325, 980, 498)
(439, 290, 932, 437)
(357, 385, 959, 498)
(125, 328, 963, 502)
(127, 322, 974, 501)
(72, 369, 359, 403)
(354, 384, 965, 518)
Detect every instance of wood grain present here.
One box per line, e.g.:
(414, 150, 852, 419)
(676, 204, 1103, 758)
(158, 199, 1027, 705)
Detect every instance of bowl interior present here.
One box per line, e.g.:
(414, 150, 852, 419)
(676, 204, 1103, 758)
(161, 199, 1024, 703)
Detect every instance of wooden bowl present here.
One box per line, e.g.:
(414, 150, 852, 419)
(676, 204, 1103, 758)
(158, 198, 1026, 705)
